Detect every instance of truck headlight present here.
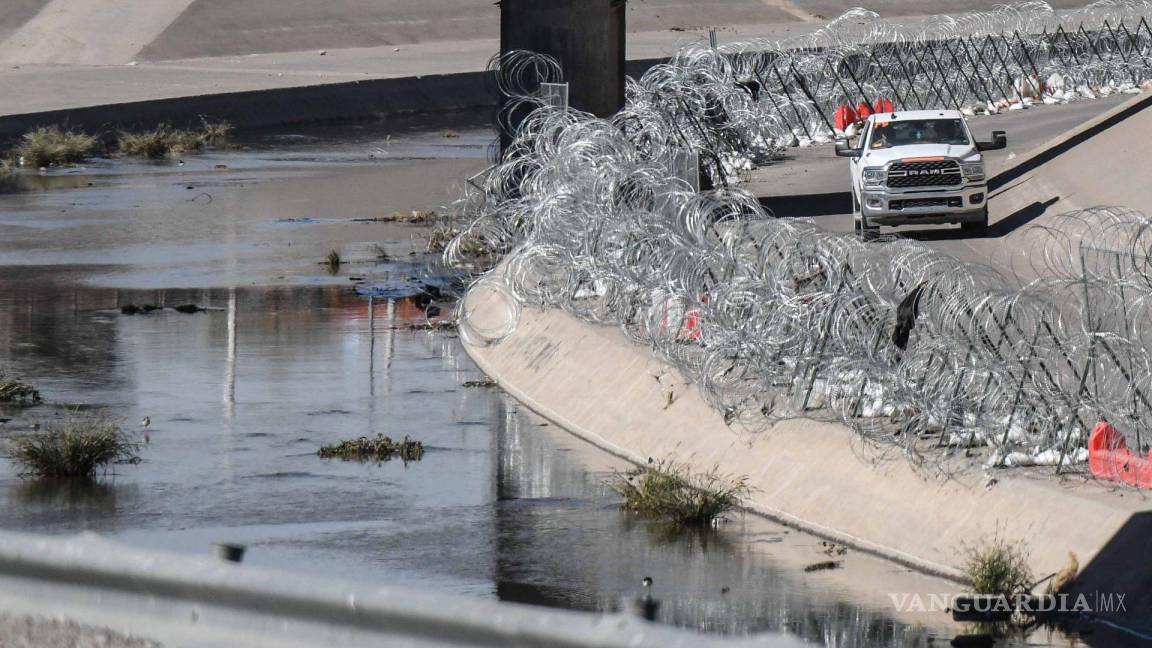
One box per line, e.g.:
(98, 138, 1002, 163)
(862, 167, 886, 187)
(960, 162, 985, 181)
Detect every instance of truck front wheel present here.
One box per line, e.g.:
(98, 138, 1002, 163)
(852, 192, 879, 241)
(960, 207, 989, 237)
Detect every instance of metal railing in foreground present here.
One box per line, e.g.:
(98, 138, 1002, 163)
(0, 530, 801, 648)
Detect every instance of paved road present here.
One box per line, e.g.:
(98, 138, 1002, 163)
(748, 94, 1138, 271)
(0, 2, 1111, 121)
(1, 1, 1097, 65)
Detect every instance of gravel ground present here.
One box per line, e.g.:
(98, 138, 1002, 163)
(0, 614, 161, 648)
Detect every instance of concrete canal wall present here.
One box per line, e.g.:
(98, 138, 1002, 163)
(460, 278, 1151, 610)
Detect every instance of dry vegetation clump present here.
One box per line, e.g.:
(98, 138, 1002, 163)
(117, 119, 233, 158)
(961, 534, 1034, 597)
(197, 118, 234, 146)
(11, 126, 98, 167)
(8, 412, 140, 478)
(318, 434, 424, 462)
(381, 210, 439, 224)
(611, 458, 751, 525)
(0, 373, 41, 405)
(427, 224, 460, 253)
(117, 125, 202, 158)
(323, 249, 342, 274)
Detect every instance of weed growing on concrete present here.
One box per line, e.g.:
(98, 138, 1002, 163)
(323, 250, 342, 274)
(0, 373, 41, 405)
(961, 534, 1034, 597)
(9, 412, 140, 478)
(611, 458, 751, 525)
(11, 126, 98, 167)
(317, 434, 424, 462)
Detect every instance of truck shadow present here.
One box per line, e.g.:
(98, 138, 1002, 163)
(895, 197, 1060, 241)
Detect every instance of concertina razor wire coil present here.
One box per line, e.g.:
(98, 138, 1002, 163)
(451, 2, 1152, 473)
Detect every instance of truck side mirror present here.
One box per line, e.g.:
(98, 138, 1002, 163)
(835, 140, 862, 158)
(976, 130, 1007, 151)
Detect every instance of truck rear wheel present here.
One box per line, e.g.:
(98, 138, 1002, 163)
(960, 207, 989, 237)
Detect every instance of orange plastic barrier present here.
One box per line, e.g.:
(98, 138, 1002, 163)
(856, 101, 874, 120)
(681, 307, 702, 342)
(834, 105, 858, 131)
(659, 296, 705, 342)
(872, 98, 894, 113)
(1088, 421, 1152, 488)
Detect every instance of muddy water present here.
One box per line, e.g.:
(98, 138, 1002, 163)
(0, 128, 1093, 646)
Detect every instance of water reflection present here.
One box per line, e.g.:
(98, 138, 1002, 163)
(0, 281, 1092, 646)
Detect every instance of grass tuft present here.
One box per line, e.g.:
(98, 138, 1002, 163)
(12, 126, 98, 167)
(8, 412, 140, 478)
(117, 119, 231, 159)
(323, 249, 342, 274)
(117, 125, 203, 158)
(318, 434, 424, 462)
(0, 373, 41, 406)
(610, 458, 751, 525)
(198, 118, 233, 146)
(961, 534, 1034, 597)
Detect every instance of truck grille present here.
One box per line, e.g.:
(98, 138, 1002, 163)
(886, 160, 963, 188)
(891, 197, 963, 210)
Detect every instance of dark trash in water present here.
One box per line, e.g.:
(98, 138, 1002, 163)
(120, 304, 206, 315)
(317, 434, 424, 463)
(120, 304, 162, 315)
(172, 304, 206, 314)
(463, 377, 497, 388)
(803, 560, 843, 573)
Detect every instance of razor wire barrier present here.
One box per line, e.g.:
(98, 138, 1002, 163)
(452, 3, 1152, 476)
(619, 0, 1152, 186)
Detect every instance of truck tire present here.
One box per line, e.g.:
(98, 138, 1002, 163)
(960, 207, 989, 236)
(852, 192, 879, 241)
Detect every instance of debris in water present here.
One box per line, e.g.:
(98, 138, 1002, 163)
(317, 434, 424, 462)
(120, 304, 162, 315)
(463, 377, 497, 388)
(803, 561, 843, 573)
(172, 304, 206, 314)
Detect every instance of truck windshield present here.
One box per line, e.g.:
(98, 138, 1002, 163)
(868, 119, 969, 149)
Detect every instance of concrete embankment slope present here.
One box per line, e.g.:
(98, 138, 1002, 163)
(989, 89, 1152, 222)
(462, 284, 1147, 577)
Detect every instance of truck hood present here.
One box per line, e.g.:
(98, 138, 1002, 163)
(860, 143, 979, 165)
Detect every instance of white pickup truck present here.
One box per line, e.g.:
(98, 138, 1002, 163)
(835, 110, 1006, 238)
